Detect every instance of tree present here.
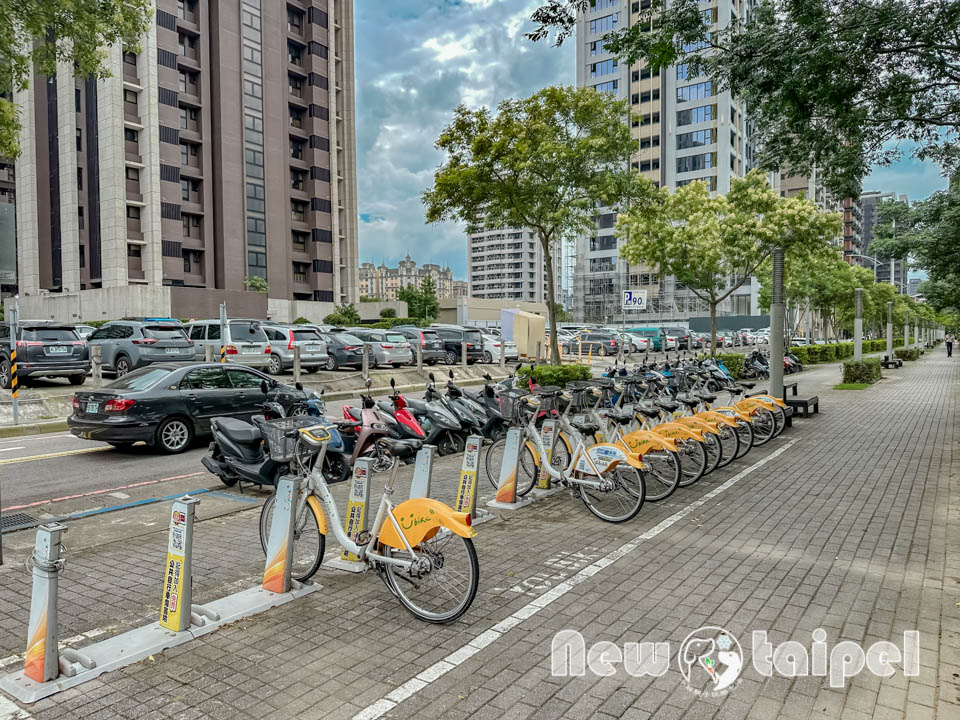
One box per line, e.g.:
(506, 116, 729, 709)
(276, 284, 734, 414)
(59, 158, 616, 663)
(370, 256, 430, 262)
(551, 302, 571, 323)
(423, 85, 646, 364)
(244, 275, 268, 293)
(419, 276, 440, 321)
(0, 1, 152, 158)
(527, 0, 960, 197)
(758, 240, 840, 337)
(323, 303, 361, 326)
(397, 284, 423, 320)
(379, 307, 397, 319)
(618, 170, 840, 354)
(359, 295, 378, 302)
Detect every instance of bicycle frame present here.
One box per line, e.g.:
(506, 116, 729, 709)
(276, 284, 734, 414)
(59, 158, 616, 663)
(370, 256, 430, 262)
(521, 406, 615, 487)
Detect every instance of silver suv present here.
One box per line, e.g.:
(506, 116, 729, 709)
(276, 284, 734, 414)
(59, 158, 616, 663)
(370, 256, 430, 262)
(87, 321, 194, 376)
(261, 324, 329, 375)
(184, 319, 271, 368)
(346, 327, 414, 367)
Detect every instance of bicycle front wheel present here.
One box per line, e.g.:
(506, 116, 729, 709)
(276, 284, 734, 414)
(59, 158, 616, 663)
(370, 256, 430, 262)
(382, 533, 479, 624)
(580, 465, 645, 523)
(715, 424, 741, 469)
(733, 420, 754, 460)
(640, 450, 681, 502)
(701, 432, 722, 476)
(484, 437, 535, 493)
(259, 492, 325, 582)
(676, 438, 708, 487)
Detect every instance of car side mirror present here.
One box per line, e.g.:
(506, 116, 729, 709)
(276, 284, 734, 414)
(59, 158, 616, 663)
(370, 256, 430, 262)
(260, 380, 269, 395)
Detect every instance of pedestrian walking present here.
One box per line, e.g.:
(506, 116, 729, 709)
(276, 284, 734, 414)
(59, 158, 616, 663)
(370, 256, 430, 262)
(947, 333, 955, 357)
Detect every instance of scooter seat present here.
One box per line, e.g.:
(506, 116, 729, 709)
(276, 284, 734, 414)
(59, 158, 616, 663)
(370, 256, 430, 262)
(379, 438, 422, 460)
(214, 417, 262, 445)
(346, 407, 361, 421)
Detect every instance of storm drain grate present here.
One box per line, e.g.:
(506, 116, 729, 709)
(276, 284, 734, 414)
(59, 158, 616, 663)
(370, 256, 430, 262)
(0, 513, 37, 532)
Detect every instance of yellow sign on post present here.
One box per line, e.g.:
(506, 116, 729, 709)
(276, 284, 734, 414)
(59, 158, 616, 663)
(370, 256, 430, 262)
(160, 496, 199, 632)
(455, 435, 483, 517)
(340, 457, 373, 563)
(537, 420, 556, 490)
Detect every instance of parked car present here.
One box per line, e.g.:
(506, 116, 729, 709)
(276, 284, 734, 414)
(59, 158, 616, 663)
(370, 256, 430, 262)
(86, 321, 193, 377)
(480, 333, 519, 363)
(321, 330, 366, 370)
(622, 333, 650, 353)
(347, 327, 414, 367)
(662, 326, 693, 350)
(73, 324, 97, 340)
(0, 322, 90, 388)
(67, 363, 306, 453)
(184, 319, 271, 369)
(259, 324, 329, 375)
(429, 324, 485, 365)
(393, 326, 446, 365)
(561, 331, 621, 357)
(626, 327, 673, 352)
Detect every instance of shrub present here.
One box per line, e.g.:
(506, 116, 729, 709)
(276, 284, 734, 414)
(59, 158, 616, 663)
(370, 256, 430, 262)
(894, 348, 919, 361)
(790, 346, 809, 364)
(517, 364, 592, 386)
(293, 316, 310, 325)
(379, 308, 397, 319)
(717, 353, 744, 379)
(842, 358, 882, 384)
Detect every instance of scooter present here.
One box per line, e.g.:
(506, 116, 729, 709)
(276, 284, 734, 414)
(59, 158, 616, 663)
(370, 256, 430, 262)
(442, 369, 500, 441)
(340, 379, 400, 472)
(375, 378, 428, 442)
(405, 373, 467, 455)
(462, 373, 510, 441)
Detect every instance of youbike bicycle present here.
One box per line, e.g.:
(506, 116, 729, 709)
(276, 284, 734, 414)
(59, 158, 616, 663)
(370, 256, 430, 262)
(258, 424, 479, 623)
(485, 386, 647, 523)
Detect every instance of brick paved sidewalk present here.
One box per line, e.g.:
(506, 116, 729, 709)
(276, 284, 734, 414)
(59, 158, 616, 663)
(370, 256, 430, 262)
(1, 349, 957, 720)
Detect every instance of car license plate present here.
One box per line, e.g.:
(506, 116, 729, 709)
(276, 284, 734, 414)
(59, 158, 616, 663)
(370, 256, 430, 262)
(306, 344, 321, 352)
(242, 346, 260, 354)
(165, 347, 180, 354)
(48, 346, 69, 354)
(86, 402, 100, 414)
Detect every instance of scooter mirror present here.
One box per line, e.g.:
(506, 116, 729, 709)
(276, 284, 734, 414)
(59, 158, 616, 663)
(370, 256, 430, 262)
(448, 369, 454, 379)
(260, 379, 269, 395)
(365, 378, 372, 389)
(295, 381, 303, 391)
(390, 378, 396, 389)
(429, 372, 436, 382)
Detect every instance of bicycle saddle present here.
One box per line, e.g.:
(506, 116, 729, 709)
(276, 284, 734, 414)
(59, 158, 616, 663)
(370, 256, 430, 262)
(607, 411, 634, 426)
(571, 420, 600, 436)
(656, 399, 680, 412)
(636, 404, 661, 419)
(378, 438, 422, 460)
(675, 393, 700, 408)
(739, 381, 756, 389)
(695, 391, 717, 402)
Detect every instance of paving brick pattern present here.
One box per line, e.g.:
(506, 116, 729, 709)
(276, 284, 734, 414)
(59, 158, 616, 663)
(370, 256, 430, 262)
(0, 351, 957, 719)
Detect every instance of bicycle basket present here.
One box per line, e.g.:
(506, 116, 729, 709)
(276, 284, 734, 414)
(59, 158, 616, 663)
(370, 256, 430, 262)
(261, 416, 323, 462)
(499, 388, 531, 421)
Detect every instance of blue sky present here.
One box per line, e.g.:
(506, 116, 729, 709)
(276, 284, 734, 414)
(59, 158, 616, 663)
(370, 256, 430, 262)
(353, 1, 949, 280)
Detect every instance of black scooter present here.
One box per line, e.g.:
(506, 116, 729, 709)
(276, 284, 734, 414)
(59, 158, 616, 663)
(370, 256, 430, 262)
(405, 373, 466, 455)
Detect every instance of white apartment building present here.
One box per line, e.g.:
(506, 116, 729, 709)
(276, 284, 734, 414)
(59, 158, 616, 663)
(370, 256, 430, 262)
(574, 0, 761, 324)
(467, 226, 562, 305)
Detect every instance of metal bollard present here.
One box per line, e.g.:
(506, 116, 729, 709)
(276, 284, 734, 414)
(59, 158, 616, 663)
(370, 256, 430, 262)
(362, 342, 370, 382)
(461, 340, 468, 369)
(91, 345, 102, 388)
(262, 476, 302, 593)
(24, 523, 68, 683)
(160, 496, 200, 632)
(416, 339, 423, 373)
(409, 445, 436, 499)
(293, 345, 301, 384)
(204, 344, 214, 363)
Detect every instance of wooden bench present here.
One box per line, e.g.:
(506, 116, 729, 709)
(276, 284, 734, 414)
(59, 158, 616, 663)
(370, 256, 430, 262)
(783, 381, 798, 397)
(785, 395, 819, 418)
(881, 354, 902, 369)
(783, 405, 793, 428)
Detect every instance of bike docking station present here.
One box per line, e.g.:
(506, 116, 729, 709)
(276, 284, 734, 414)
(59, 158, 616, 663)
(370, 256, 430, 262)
(0, 484, 319, 704)
(327, 456, 374, 573)
(408, 443, 436, 499)
(487, 427, 534, 510)
(455, 434, 495, 525)
(530, 420, 564, 499)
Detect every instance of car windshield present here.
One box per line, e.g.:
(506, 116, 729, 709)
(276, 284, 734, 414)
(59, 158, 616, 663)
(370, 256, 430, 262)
(143, 326, 186, 340)
(228, 322, 268, 342)
(421, 331, 440, 341)
(292, 330, 322, 341)
(21, 327, 77, 342)
(385, 333, 406, 343)
(105, 366, 172, 391)
(465, 330, 484, 345)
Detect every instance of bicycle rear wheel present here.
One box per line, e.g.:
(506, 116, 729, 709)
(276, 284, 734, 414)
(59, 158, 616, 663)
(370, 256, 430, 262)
(640, 450, 681, 502)
(259, 493, 325, 582)
(715, 425, 740, 469)
(579, 465, 645, 523)
(382, 533, 479, 624)
(676, 438, 708, 487)
(733, 419, 754, 460)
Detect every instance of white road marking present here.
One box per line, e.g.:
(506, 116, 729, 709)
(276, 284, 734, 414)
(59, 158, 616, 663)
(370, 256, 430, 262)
(107, 492, 130, 500)
(353, 439, 799, 720)
(0, 447, 25, 453)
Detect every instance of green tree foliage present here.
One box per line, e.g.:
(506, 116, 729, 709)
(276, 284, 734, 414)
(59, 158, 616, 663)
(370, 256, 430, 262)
(323, 303, 361, 326)
(527, 0, 960, 197)
(293, 316, 311, 325)
(618, 170, 840, 353)
(379, 307, 397, 319)
(423, 85, 648, 364)
(0, 0, 152, 157)
(244, 275, 268, 293)
(397, 277, 439, 322)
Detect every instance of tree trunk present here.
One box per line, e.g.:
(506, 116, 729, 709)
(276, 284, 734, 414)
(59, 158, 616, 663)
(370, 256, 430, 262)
(710, 301, 718, 356)
(540, 233, 562, 365)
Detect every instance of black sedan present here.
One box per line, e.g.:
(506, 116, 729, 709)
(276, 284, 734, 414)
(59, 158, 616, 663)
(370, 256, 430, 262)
(67, 363, 308, 453)
(321, 331, 365, 370)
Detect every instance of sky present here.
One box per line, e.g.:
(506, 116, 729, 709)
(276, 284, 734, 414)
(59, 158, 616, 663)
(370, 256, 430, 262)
(353, 1, 949, 281)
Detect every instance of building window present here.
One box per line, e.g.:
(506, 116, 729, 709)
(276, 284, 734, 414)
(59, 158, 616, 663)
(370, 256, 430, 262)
(288, 43, 304, 66)
(126, 206, 140, 220)
(292, 231, 307, 252)
(77, 168, 83, 190)
(123, 89, 138, 106)
(178, 33, 197, 55)
(78, 207, 84, 230)
(124, 128, 138, 143)
(676, 153, 716, 173)
(676, 104, 715, 126)
(677, 64, 689, 80)
(287, 7, 304, 33)
(289, 74, 304, 98)
(289, 106, 304, 129)
(676, 81, 712, 103)
(592, 80, 618, 94)
(291, 200, 306, 222)
(123, 51, 137, 65)
(290, 169, 305, 191)
(293, 262, 308, 283)
(75, 88, 81, 113)
(76, 128, 82, 151)
(79, 245, 85, 268)
(590, 59, 617, 78)
(128, 244, 141, 258)
(181, 179, 190, 201)
(589, 13, 618, 34)
(677, 129, 716, 149)
(125, 167, 139, 182)
(290, 138, 304, 160)
(589, 40, 608, 56)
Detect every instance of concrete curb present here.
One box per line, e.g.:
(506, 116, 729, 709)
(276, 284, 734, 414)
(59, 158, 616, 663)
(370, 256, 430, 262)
(0, 419, 69, 438)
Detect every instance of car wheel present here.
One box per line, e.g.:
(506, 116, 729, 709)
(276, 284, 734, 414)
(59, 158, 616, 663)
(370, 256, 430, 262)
(445, 350, 457, 365)
(598, 346, 607, 357)
(326, 356, 338, 371)
(483, 351, 493, 363)
(115, 355, 131, 377)
(155, 417, 193, 454)
(0, 358, 11, 389)
(69, 375, 85, 386)
(267, 353, 283, 376)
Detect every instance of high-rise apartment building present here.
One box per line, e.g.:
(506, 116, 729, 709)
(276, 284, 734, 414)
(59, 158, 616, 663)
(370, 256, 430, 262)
(574, 0, 760, 324)
(12, 0, 358, 322)
(467, 226, 562, 305)
(860, 191, 908, 292)
(359, 256, 468, 301)
(0, 156, 14, 294)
